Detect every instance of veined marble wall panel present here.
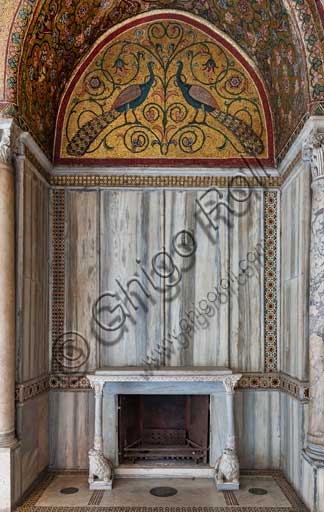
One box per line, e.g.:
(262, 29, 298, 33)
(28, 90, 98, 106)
(235, 390, 280, 469)
(229, 190, 264, 372)
(210, 392, 228, 465)
(300, 455, 316, 511)
(18, 162, 49, 382)
(164, 190, 229, 367)
(99, 190, 163, 366)
(64, 191, 99, 372)
(316, 467, 324, 512)
(280, 392, 308, 493)
(59, 188, 265, 370)
(281, 167, 310, 380)
(16, 393, 49, 495)
(49, 391, 94, 469)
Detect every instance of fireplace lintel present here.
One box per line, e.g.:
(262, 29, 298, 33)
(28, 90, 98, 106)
(89, 366, 238, 382)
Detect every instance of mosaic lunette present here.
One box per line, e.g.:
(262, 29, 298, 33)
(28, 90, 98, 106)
(57, 17, 270, 162)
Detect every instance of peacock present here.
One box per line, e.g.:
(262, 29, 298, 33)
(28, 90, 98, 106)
(176, 61, 264, 156)
(67, 61, 155, 156)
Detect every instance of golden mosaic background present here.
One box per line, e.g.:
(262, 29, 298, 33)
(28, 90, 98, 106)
(57, 16, 269, 162)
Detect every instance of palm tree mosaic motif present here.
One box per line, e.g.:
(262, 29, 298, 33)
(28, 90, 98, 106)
(62, 20, 268, 160)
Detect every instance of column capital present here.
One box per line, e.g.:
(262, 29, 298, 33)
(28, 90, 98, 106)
(88, 378, 105, 397)
(0, 128, 12, 166)
(223, 375, 241, 394)
(0, 122, 24, 167)
(303, 131, 324, 188)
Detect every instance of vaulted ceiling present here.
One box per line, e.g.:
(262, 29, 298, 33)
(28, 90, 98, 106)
(1, 0, 324, 165)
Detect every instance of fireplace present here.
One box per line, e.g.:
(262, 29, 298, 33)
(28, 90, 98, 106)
(118, 395, 210, 464)
(87, 367, 241, 490)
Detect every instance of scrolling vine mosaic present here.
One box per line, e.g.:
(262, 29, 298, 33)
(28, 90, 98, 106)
(56, 15, 271, 163)
(8, 0, 316, 160)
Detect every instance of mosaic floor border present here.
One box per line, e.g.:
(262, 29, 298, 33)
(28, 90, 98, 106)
(16, 472, 308, 512)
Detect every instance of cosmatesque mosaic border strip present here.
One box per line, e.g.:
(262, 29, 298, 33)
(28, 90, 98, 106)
(264, 191, 279, 372)
(88, 491, 104, 507)
(43, 372, 309, 402)
(49, 175, 282, 188)
(273, 475, 308, 511)
(280, 373, 309, 402)
(51, 189, 65, 373)
(15, 374, 50, 403)
(16, 507, 302, 512)
(223, 491, 239, 506)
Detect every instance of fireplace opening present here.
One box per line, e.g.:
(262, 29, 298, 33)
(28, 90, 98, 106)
(118, 395, 209, 464)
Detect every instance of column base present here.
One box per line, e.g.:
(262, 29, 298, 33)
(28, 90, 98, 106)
(302, 450, 324, 512)
(0, 440, 20, 512)
(215, 480, 239, 491)
(305, 442, 324, 464)
(88, 448, 113, 492)
(214, 447, 240, 492)
(0, 431, 17, 449)
(89, 480, 113, 491)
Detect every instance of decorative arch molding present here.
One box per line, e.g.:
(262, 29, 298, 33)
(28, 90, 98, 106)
(54, 11, 274, 166)
(1, 0, 323, 162)
(286, 0, 324, 99)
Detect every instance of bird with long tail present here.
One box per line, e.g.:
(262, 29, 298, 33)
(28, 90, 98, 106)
(67, 61, 155, 156)
(175, 61, 264, 156)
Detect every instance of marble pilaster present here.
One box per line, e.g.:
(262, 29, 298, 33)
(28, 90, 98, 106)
(303, 131, 324, 462)
(0, 123, 19, 511)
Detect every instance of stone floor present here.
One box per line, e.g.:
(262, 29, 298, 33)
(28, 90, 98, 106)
(18, 472, 308, 511)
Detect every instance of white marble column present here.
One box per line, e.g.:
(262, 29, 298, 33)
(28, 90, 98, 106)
(88, 378, 113, 490)
(304, 131, 324, 462)
(0, 128, 16, 449)
(224, 376, 239, 451)
(94, 382, 104, 452)
(215, 375, 240, 490)
(0, 124, 18, 511)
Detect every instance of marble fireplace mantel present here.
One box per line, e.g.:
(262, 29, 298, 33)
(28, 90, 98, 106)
(87, 367, 242, 491)
(89, 366, 238, 383)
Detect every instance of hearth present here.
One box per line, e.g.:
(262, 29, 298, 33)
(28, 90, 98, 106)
(87, 366, 242, 490)
(118, 395, 209, 464)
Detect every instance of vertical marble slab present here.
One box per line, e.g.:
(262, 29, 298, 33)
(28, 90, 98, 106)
(12, 443, 22, 508)
(164, 190, 229, 367)
(229, 190, 264, 371)
(235, 390, 280, 468)
(21, 169, 32, 380)
(99, 190, 163, 366)
(64, 191, 99, 372)
(49, 391, 94, 469)
(103, 393, 118, 465)
(16, 393, 49, 495)
(281, 167, 311, 380)
(19, 163, 49, 382)
(297, 168, 311, 380)
(210, 392, 228, 465)
(280, 392, 308, 491)
(300, 454, 316, 511)
(316, 467, 324, 512)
